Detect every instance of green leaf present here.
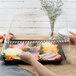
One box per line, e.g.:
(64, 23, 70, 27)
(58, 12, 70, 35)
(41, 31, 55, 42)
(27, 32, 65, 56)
(4, 55, 9, 59)
(40, 50, 45, 55)
(40, 45, 43, 50)
(24, 48, 30, 52)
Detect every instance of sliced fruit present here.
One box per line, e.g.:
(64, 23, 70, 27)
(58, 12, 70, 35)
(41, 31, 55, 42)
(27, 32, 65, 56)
(3, 34, 13, 40)
(42, 46, 59, 53)
(5, 59, 9, 61)
(7, 34, 13, 39)
(0, 36, 3, 39)
(5, 57, 14, 61)
(54, 57, 62, 61)
(9, 57, 14, 60)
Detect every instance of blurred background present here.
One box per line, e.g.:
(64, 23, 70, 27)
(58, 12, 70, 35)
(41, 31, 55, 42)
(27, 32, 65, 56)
(0, 0, 76, 35)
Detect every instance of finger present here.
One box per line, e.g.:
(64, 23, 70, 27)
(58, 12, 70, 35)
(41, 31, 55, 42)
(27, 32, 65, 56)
(70, 39, 74, 45)
(16, 54, 20, 57)
(69, 31, 76, 36)
(69, 35, 76, 40)
(16, 51, 25, 57)
(69, 35, 75, 44)
(16, 53, 22, 57)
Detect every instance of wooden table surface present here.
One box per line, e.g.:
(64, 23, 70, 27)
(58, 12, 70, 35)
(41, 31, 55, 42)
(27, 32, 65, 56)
(0, 35, 76, 76)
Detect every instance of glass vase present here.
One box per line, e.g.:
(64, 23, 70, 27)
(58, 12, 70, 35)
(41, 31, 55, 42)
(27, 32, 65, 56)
(49, 18, 58, 40)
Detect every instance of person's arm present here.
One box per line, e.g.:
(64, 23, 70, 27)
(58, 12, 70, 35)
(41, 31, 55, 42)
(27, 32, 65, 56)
(31, 57, 56, 76)
(17, 52, 56, 76)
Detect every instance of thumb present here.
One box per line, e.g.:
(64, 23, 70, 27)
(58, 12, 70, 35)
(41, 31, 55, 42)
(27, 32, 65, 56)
(16, 52, 24, 57)
(16, 53, 21, 57)
(69, 31, 76, 36)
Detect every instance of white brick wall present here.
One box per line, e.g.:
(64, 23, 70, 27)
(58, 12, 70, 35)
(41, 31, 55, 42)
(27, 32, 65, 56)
(0, 0, 76, 35)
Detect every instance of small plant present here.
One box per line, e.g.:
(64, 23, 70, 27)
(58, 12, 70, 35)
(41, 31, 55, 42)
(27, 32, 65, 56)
(40, 0, 63, 37)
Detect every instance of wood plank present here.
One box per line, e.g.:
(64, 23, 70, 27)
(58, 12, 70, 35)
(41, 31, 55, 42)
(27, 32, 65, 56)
(15, 35, 51, 40)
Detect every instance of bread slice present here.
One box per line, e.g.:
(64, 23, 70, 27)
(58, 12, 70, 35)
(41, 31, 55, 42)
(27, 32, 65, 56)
(4, 48, 22, 59)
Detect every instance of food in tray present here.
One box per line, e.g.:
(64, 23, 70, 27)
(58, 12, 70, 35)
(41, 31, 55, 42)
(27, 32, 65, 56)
(10, 42, 26, 51)
(38, 51, 62, 60)
(3, 42, 62, 61)
(0, 33, 14, 43)
(3, 34, 13, 39)
(4, 48, 22, 60)
(42, 42, 59, 53)
(26, 42, 40, 53)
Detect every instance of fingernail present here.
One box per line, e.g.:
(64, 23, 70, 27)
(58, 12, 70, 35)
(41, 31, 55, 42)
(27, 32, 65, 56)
(16, 54, 20, 57)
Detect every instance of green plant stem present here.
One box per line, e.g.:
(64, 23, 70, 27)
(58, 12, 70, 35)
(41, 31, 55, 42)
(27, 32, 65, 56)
(50, 20, 55, 37)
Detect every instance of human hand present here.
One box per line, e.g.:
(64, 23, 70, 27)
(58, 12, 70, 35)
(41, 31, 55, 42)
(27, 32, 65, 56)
(16, 52, 36, 64)
(69, 31, 76, 45)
